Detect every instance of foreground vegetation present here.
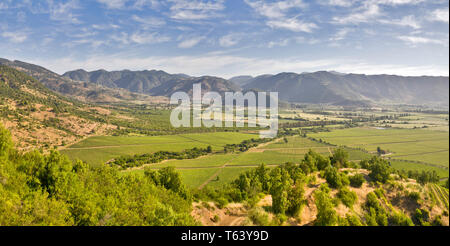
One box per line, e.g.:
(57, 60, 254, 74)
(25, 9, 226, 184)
(0, 123, 195, 226)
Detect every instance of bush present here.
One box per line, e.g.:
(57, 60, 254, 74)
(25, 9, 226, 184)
(211, 215, 220, 223)
(368, 157, 391, 183)
(324, 166, 342, 189)
(314, 186, 338, 226)
(248, 208, 271, 226)
(337, 187, 358, 208)
(349, 173, 365, 188)
(407, 191, 421, 202)
(390, 212, 414, 226)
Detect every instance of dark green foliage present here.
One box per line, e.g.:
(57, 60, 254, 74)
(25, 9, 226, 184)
(365, 157, 392, 183)
(324, 166, 349, 189)
(406, 170, 441, 185)
(364, 192, 389, 226)
(413, 208, 430, 226)
(111, 147, 212, 169)
(144, 167, 189, 199)
(349, 173, 365, 188)
(224, 138, 271, 153)
(389, 211, 414, 226)
(0, 124, 195, 226)
(345, 214, 363, 226)
(270, 168, 291, 214)
(337, 187, 358, 208)
(301, 150, 331, 174)
(330, 147, 349, 168)
(314, 184, 338, 226)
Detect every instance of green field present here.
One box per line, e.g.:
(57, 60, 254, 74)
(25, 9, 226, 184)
(390, 160, 449, 179)
(309, 127, 449, 167)
(309, 127, 449, 179)
(61, 132, 258, 166)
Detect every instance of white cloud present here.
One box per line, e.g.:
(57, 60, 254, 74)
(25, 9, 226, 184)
(219, 34, 241, 47)
(428, 8, 449, 23)
(319, 0, 355, 7)
(245, 0, 317, 32)
(178, 36, 205, 48)
(132, 15, 166, 28)
(332, 3, 381, 24)
(49, 0, 82, 24)
(0, 2, 8, 10)
(267, 18, 317, 32)
(379, 15, 421, 29)
(130, 32, 171, 44)
(268, 39, 290, 48)
(169, 0, 225, 20)
(329, 28, 353, 41)
(397, 35, 446, 46)
(2, 31, 28, 43)
(96, 0, 129, 9)
(332, 0, 426, 25)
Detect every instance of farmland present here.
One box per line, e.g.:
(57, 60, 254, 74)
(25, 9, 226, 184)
(120, 135, 375, 189)
(309, 127, 449, 177)
(61, 132, 257, 166)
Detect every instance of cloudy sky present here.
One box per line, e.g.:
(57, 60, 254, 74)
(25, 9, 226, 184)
(0, 0, 448, 78)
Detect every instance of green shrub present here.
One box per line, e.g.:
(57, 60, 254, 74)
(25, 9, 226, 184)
(349, 174, 365, 188)
(337, 187, 358, 208)
(248, 208, 270, 226)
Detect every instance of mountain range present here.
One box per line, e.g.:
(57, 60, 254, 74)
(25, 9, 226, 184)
(1, 58, 448, 107)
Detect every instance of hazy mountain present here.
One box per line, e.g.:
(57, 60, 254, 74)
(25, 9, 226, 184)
(229, 76, 254, 86)
(244, 71, 449, 106)
(150, 76, 241, 97)
(0, 58, 158, 104)
(63, 69, 188, 94)
(3, 58, 449, 107)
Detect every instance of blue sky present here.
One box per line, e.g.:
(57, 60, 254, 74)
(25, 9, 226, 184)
(0, 0, 448, 78)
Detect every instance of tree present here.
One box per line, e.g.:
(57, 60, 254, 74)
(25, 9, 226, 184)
(368, 157, 391, 183)
(324, 166, 348, 189)
(287, 183, 305, 217)
(337, 187, 357, 208)
(0, 123, 13, 159)
(270, 168, 291, 215)
(349, 173, 365, 188)
(331, 147, 349, 168)
(144, 167, 189, 199)
(314, 185, 338, 226)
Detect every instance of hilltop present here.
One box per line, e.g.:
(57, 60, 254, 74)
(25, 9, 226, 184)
(0, 65, 118, 150)
(0, 58, 162, 104)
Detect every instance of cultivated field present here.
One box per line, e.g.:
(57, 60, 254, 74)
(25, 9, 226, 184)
(61, 132, 257, 166)
(309, 127, 449, 178)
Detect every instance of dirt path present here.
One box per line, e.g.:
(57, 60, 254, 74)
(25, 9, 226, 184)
(247, 138, 282, 153)
(197, 155, 240, 190)
(198, 138, 281, 190)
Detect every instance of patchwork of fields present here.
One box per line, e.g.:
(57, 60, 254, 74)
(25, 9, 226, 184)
(61, 132, 258, 166)
(93, 135, 371, 189)
(309, 127, 449, 178)
(63, 126, 449, 190)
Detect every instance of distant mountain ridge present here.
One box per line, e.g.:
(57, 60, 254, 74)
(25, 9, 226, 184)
(63, 69, 187, 94)
(1, 58, 448, 107)
(243, 71, 449, 106)
(63, 69, 241, 96)
(0, 58, 159, 103)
